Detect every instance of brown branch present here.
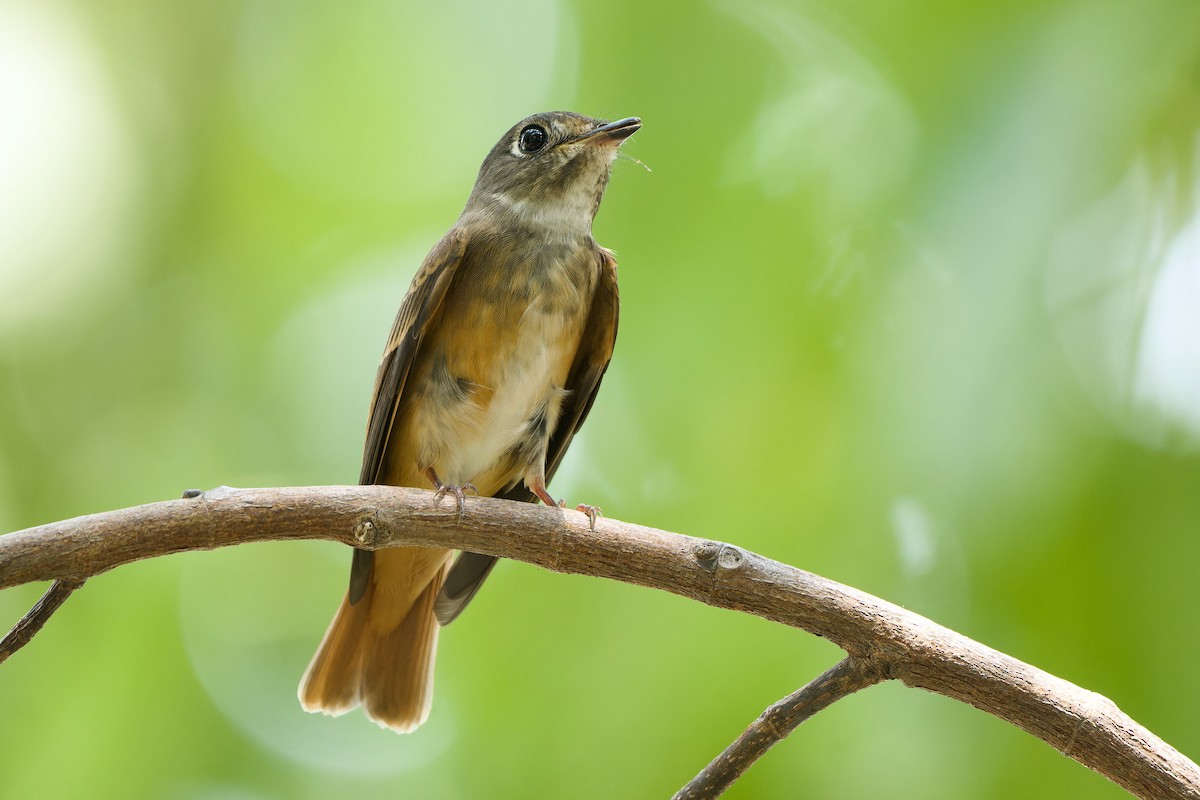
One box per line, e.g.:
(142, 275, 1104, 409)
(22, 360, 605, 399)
(674, 656, 883, 799)
(0, 578, 85, 664)
(0, 485, 1198, 800)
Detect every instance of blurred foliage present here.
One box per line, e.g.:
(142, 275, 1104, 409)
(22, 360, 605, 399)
(2, 0, 1199, 797)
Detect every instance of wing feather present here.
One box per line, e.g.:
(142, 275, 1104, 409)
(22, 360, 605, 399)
(349, 228, 468, 604)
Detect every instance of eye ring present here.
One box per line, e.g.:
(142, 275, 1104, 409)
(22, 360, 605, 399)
(518, 125, 549, 153)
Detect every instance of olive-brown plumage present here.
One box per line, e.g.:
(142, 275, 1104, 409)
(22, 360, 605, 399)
(299, 111, 638, 732)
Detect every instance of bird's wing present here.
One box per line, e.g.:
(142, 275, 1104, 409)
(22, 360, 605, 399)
(349, 227, 469, 604)
(435, 245, 620, 624)
(542, 246, 621, 483)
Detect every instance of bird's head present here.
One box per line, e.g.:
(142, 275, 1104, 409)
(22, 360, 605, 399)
(465, 111, 641, 233)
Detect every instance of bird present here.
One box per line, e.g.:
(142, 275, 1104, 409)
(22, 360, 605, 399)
(298, 111, 640, 732)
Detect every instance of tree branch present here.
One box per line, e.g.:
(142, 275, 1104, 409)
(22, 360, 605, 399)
(1, 485, 1197, 799)
(0, 578, 85, 664)
(674, 656, 883, 799)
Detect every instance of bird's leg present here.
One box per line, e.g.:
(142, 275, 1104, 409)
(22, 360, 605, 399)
(528, 480, 560, 509)
(527, 477, 602, 532)
(425, 466, 477, 516)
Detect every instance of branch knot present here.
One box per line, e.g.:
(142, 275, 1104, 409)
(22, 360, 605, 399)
(353, 517, 379, 547)
(693, 541, 744, 575)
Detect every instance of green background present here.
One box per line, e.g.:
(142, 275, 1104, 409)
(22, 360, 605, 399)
(2, 1, 1198, 797)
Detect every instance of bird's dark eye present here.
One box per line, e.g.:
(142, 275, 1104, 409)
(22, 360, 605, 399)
(518, 125, 548, 153)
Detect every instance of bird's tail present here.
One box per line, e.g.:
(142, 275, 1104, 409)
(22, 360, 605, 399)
(298, 546, 452, 732)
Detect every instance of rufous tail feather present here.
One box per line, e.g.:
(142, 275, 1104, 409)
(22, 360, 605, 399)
(299, 547, 450, 733)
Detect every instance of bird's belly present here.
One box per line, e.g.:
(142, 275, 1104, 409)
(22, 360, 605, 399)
(418, 308, 581, 493)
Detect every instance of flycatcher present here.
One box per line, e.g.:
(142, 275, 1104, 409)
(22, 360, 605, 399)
(299, 111, 640, 732)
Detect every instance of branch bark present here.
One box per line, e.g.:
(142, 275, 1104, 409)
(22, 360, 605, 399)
(1, 485, 1197, 800)
(674, 656, 884, 799)
(0, 578, 85, 664)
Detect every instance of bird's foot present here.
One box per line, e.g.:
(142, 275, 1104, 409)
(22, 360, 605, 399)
(574, 504, 602, 532)
(425, 467, 477, 516)
(530, 481, 602, 532)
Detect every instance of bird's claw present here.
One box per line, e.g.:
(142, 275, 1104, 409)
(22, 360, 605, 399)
(575, 503, 602, 532)
(528, 480, 601, 531)
(433, 481, 478, 516)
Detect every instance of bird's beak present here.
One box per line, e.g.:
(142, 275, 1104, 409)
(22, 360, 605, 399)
(575, 117, 642, 147)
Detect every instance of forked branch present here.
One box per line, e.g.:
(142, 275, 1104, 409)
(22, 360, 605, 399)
(674, 656, 884, 799)
(0, 485, 1197, 799)
(0, 578, 85, 664)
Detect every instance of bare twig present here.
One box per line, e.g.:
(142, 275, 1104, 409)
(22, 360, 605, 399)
(0, 578, 85, 664)
(674, 656, 884, 799)
(0, 485, 1197, 800)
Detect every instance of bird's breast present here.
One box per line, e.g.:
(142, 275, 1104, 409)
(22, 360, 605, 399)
(405, 247, 597, 491)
